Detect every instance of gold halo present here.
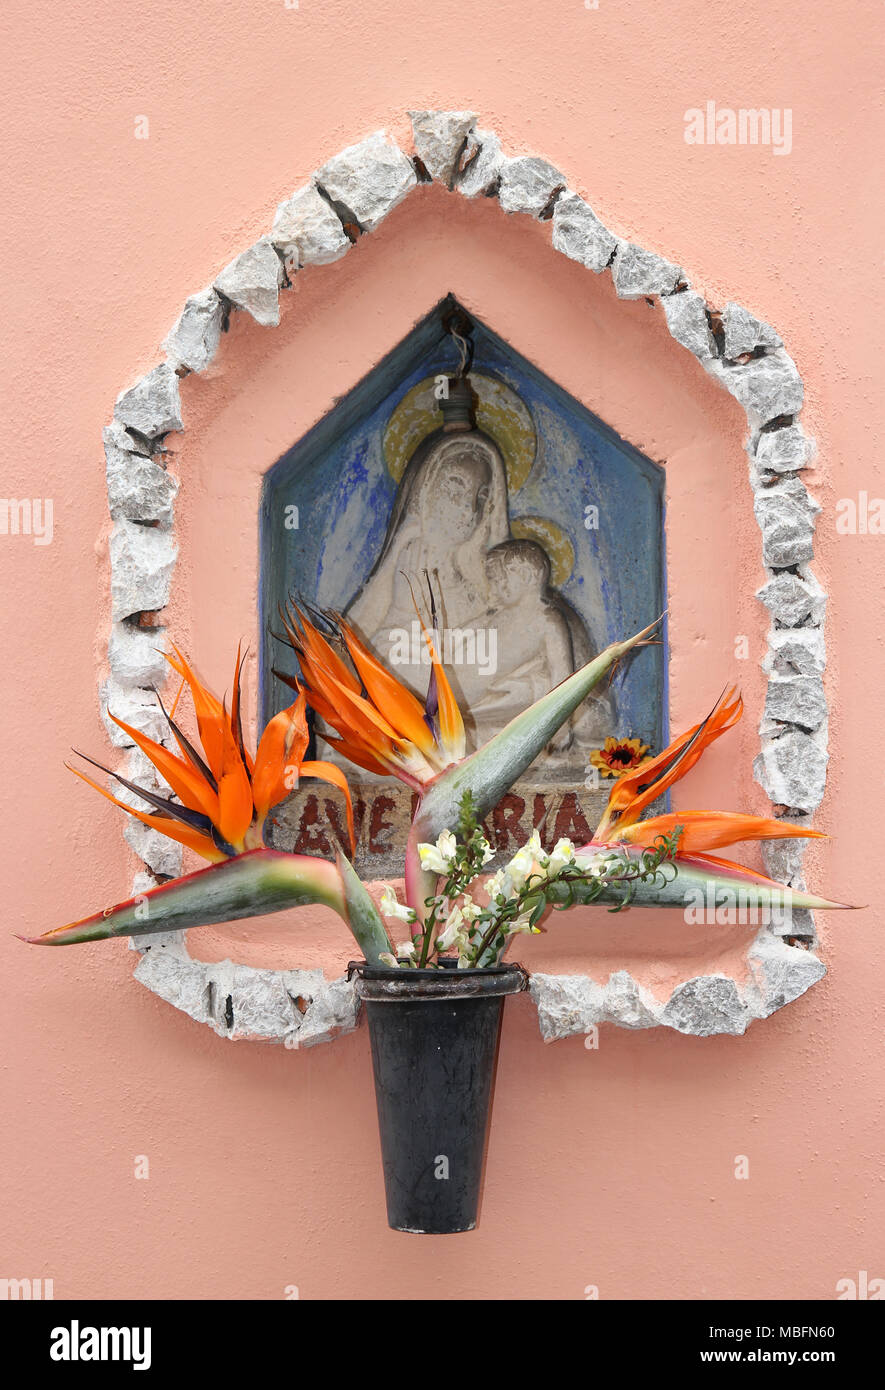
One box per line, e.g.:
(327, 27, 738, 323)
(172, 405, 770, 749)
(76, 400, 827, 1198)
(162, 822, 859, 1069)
(509, 515, 575, 587)
(383, 372, 537, 491)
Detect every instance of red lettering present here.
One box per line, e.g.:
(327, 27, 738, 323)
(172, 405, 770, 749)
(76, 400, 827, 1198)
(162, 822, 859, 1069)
(325, 796, 366, 854)
(533, 792, 554, 851)
(293, 794, 332, 854)
(492, 793, 527, 851)
(369, 795, 396, 854)
(552, 792, 592, 845)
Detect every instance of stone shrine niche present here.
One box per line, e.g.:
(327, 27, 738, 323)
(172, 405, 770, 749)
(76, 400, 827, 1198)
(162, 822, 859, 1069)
(261, 297, 666, 876)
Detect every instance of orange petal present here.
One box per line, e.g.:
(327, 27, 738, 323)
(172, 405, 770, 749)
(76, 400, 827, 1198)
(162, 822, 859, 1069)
(164, 645, 227, 781)
(168, 677, 185, 721)
(336, 615, 438, 756)
(681, 851, 791, 885)
(252, 695, 310, 818)
(68, 763, 225, 861)
(291, 648, 401, 749)
(300, 759, 356, 853)
(321, 733, 392, 779)
(283, 607, 436, 786)
(409, 593, 465, 763)
(291, 679, 398, 774)
(614, 810, 825, 854)
(596, 688, 742, 837)
(229, 642, 255, 777)
(106, 712, 220, 824)
(282, 604, 361, 694)
(304, 658, 409, 750)
(428, 648, 466, 764)
(216, 710, 255, 849)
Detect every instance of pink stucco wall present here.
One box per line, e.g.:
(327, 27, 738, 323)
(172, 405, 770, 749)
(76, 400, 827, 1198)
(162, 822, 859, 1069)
(2, 0, 882, 1299)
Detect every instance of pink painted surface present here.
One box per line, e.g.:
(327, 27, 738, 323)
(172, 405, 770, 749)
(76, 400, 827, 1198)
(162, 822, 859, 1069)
(1, 0, 882, 1299)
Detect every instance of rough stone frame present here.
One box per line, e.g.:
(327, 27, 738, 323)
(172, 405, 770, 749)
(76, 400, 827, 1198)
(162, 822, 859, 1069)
(102, 111, 828, 1045)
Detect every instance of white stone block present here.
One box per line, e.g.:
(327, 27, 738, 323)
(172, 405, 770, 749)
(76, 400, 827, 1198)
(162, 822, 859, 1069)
(215, 237, 284, 327)
(108, 622, 168, 688)
(662, 975, 750, 1036)
(746, 933, 826, 1019)
(760, 829, 814, 888)
(529, 972, 605, 1041)
(162, 287, 226, 373)
(497, 155, 566, 218)
(754, 726, 829, 813)
(109, 519, 177, 622)
(271, 184, 351, 267)
(756, 568, 827, 627)
(723, 301, 782, 358)
(134, 939, 211, 1022)
(612, 241, 683, 298)
(124, 821, 184, 879)
(551, 191, 618, 273)
(752, 424, 813, 474)
(710, 349, 804, 426)
(409, 109, 477, 187)
(315, 130, 417, 233)
(105, 428, 178, 527)
(662, 289, 717, 357)
(114, 363, 183, 440)
(456, 128, 504, 197)
(287, 972, 361, 1048)
(754, 480, 820, 568)
(603, 971, 661, 1029)
(100, 679, 167, 746)
(762, 674, 827, 731)
(762, 626, 826, 676)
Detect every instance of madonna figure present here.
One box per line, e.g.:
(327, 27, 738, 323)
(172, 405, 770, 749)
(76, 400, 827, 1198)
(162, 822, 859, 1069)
(344, 376, 614, 766)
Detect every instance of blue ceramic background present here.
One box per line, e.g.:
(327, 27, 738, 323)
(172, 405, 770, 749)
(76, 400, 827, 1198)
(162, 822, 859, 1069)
(261, 304, 666, 751)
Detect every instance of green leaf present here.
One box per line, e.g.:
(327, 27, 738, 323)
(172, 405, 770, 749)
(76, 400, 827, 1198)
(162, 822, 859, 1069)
(336, 850, 393, 965)
(405, 620, 660, 916)
(545, 850, 853, 914)
(25, 849, 356, 947)
(414, 621, 659, 842)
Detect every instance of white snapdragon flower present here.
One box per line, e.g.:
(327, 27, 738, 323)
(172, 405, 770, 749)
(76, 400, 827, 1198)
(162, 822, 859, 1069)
(477, 836, 495, 866)
(574, 848, 608, 878)
(459, 894, 483, 923)
(505, 830, 544, 892)
(546, 837, 576, 878)
(484, 868, 508, 900)
(504, 910, 541, 937)
(434, 905, 465, 952)
(417, 828, 458, 875)
(506, 917, 534, 936)
(379, 884, 417, 924)
(395, 940, 417, 960)
(378, 952, 400, 969)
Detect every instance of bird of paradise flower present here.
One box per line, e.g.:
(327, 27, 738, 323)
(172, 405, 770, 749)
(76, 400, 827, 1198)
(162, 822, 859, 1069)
(23, 604, 851, 952)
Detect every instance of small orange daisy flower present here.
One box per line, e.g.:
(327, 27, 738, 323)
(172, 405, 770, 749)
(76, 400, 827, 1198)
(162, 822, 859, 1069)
(589, 735, 651, 779)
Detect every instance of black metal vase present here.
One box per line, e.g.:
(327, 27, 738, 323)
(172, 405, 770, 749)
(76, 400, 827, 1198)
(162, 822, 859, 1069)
(350, 959, 526, 1234)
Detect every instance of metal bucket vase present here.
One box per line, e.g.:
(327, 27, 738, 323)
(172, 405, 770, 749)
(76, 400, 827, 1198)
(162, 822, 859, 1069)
(350, 959, 527, 1234)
